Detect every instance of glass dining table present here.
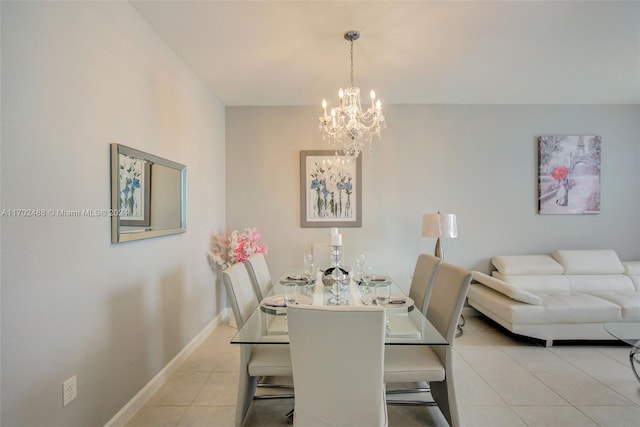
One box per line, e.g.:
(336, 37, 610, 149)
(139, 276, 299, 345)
(231, 268, 448, 346)
(229, 268, 448, 427)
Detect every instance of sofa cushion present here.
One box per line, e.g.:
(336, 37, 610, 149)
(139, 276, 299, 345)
(467, 285, 534, 325)
(624, 262, 640, 275)
(584, 292, 640, 317)
(551, 250, 624, 274)
(471, 271, 542, 305)
(493, 272, 570, 293)
(508, 293, 621, 325)
(566, 275, 636, 293)
(468, 286, 621, 325)
(492, 255, 564, 275)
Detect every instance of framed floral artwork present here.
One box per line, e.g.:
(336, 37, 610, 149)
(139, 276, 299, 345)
(300, 150, 362, 227)
(118, 153, 151, 226)
(538, 135, 601, 214)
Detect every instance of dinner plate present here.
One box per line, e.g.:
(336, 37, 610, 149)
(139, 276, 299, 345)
(361, 295, 414, 309)
(261, 295, 312, 309)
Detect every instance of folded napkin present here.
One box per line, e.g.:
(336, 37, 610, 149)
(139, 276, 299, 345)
(263, 297, 287, 307)
(286, 274, 307, 281)
(371, 276, 388, 282)
(388, 297, 406, 305)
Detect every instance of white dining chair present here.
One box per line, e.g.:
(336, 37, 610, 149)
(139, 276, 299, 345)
(387, 253, 442, 398)
(384, 262, 472, 427)
(245, 253, 288, 336)
(221, 262, 293, 427)
(245, 253, 273, 300)
(287, 305, 388, 427)
(409, 253, 442, 315)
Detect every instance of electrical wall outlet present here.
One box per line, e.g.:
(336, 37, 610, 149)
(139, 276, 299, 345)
(63, 375, 77, 407)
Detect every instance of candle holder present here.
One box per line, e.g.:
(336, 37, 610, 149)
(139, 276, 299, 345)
(330, 245, 343, 268)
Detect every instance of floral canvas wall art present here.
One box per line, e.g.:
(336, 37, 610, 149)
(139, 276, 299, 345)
(119, 153, 151, 226)
(300, 150, 362, 227)
(538, 135, 601, 214)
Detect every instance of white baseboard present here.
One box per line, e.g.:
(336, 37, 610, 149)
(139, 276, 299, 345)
(104, 310, 230, 427)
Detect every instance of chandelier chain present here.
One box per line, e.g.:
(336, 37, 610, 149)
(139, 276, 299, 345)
(350, 38, 354, 88)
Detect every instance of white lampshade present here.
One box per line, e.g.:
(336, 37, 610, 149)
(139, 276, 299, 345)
(422, 213, 458, 239)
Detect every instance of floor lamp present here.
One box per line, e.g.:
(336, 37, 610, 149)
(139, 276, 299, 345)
(422, 212, 465, 336)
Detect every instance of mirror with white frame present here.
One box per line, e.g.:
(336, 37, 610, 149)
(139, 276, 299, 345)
(111, 143, 186, 243)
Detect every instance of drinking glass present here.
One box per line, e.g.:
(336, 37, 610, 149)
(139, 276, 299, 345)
(303, 260, 315, 286)
(284, 283, 298, 305)
(375, 282, 390, 305)
(355, 253, 366, 278)
(303, 253, 313, 265)
(361, 265, 374, 293)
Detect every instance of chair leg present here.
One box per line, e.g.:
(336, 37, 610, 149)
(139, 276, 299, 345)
(386, 387, 430, 395)
(235, 370, 257, 427)
(430, 378, 460, 427)
(257, 375, 294, 390)
(386, 381, 433, 406)
(387, 400, 438, 406)
(386, 380, 430, 396)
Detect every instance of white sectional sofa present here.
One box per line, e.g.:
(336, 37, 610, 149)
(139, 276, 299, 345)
(468, 249, 640, 346)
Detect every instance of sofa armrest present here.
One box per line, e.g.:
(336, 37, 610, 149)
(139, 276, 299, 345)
(471, 271, 542, 305)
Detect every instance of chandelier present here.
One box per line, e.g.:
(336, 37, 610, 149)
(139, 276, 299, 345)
(319, 30, 385, 158)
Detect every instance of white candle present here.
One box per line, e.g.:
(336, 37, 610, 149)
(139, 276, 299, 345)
(331, 234, 342, 246)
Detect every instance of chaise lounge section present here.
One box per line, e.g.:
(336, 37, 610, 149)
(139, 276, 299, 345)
(468, 249, 640, 346)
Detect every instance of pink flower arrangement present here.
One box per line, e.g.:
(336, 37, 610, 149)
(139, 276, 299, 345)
(209, 227, 268, 270)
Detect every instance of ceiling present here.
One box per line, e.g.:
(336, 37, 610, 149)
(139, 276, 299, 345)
(131, 1, 640, 106)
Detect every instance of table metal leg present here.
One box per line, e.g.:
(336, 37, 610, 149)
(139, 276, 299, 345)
(455, 314, 465, 338)
(630, 344, 640, 383)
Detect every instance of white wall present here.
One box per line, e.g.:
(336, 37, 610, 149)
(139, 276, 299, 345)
(226, 105, 640, 290)
(1, 2, 225, 426)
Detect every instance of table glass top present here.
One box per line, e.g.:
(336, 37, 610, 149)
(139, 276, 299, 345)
(604, 317, 640, 346)
(230, 268, 448, 346)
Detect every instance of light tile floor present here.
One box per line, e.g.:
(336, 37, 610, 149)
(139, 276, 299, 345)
(125, 315, 640, 426)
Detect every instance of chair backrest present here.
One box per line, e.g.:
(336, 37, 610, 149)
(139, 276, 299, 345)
(408, 253, 442, 315)
(426, 262, 472, 345)
(245, 253, 273, 300)
(312, 242, 332, 271)
(287, 305, 388, 427)
(221, 262, 260, 328)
